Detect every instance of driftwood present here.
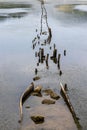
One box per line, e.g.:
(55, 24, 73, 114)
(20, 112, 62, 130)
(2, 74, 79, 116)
(60, 82, 82, 130)
(19, 82, 34, 123)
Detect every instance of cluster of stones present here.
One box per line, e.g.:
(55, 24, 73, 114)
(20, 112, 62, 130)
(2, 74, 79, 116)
(29, 85, 60, 124)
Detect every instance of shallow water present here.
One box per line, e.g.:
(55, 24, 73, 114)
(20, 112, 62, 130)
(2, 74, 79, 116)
(0, 0, 87, 130)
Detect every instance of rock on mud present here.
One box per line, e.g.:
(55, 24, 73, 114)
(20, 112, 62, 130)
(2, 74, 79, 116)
(42, 99, 55, 105)
(31, 115, 44, 124)
(31, 92, 42, 97)
(50, 92, 60, 100)
(34, 85, 42, 93)
(31, 85, 43, 97)
(33, 76, 40, 81)
(42, 89, 60, 100)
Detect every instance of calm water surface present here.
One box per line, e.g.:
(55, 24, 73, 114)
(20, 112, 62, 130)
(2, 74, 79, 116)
(0, 0, 87, 130)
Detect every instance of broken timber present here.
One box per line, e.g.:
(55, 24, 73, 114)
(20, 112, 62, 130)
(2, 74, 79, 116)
(19, 82, 34, 123)
(60, 82, 82, 130)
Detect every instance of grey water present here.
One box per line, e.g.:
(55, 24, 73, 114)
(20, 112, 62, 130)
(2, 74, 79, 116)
(0, 0, 87, 130)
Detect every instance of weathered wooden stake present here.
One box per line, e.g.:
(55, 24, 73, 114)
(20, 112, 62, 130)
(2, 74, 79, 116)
(64, 83, 68, 91)
(19, 83, 34, 123)
(53, 49, 57, 58)
(41, 48, 44, 63)
(46, 54, 49, 69)
(59, 70, 62, 76)
(33, 44, 35, 49)
(60, 82, 82, 130)
(41, 48, 44, 58)
(64, 50, 66, 56)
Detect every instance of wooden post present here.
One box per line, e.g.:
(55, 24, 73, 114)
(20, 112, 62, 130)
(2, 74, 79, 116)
(46, 54, 49, 69)
(41, 48, 44, 63)
(19, 83, 34, 123)
(53, 49, 57, 58)
(41, 48, 44, 58)
(59, 70, 62, 76)
(64, 50, 66, 56)
(60, 82, 82, 130)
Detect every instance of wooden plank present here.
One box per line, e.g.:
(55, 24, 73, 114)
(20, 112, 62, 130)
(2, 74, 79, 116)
(18, 82, 34, 123)
(60, 82, 82, 130)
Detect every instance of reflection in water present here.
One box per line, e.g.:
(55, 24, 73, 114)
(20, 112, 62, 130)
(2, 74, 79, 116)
(0, 2, 32, 21)
(55, 4, 87, 26)
(40, 0, 52, 44)
(32, 0, 66, 76)
(0, 2, 32, 9)
(32, 0, 64, 76)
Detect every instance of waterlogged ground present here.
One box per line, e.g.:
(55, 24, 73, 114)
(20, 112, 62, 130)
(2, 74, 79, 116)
(0, 0, 87, 130)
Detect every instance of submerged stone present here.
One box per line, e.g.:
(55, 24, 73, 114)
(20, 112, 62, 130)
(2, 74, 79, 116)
(42, 89, 60, 100)
(34, 85, 42, 93)
(42, 99, 55, 105)
(31, 92, 42, 97)
(50, 92, 60, 100)
(42, 89, 53, 95)
(31, 115, 44, 124)
(33, 76, 40, 81)
(25, 106, 30, 109)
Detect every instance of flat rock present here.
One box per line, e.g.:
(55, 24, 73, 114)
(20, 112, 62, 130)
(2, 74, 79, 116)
(42, 99, 55, 105)
(42, 89, 53, 95)
(43, 89, 60, 100)
(50, 92, 60, 100)
(25, 106, 30, 109)
(34, 85, 42, 93)
(31, 115, 44, 124)
(31, 92, 42, 97)
(33, 76, 40, 81)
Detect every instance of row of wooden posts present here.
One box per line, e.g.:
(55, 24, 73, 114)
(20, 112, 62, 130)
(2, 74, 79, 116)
(34, 45, 66, 75)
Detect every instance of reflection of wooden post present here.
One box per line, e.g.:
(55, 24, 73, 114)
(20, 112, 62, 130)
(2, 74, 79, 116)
(35, 68, 37, 74)
(49, 27, 52, 39)
(33, 44, 35, 49)
(57, 62, 60, 70)
(58, 54, 61, 63)
(39, 58, 40, 63)
(54, 44, 56, 49)
(37, 63, 39, 66)
(57, 54, 61, 69)
(35, 52, 38, 57)
(60, 82, 82, 130)
(50, 46, 52, 50)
